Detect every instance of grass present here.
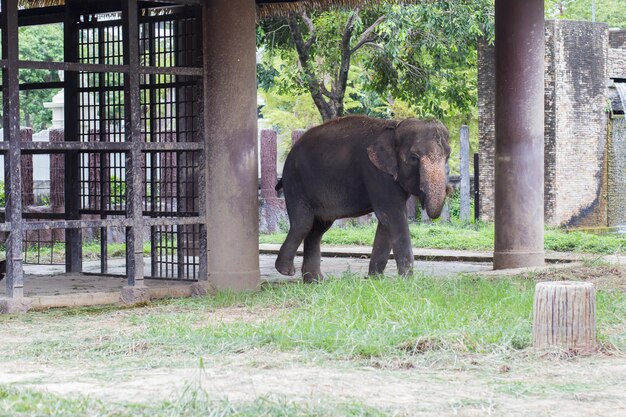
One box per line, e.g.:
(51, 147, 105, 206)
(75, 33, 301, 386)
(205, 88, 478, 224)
(3, 272, 625, 364)
(260, 222, 626, 254)
(0, 268, 624, 416)
(0, 385, 387, 417)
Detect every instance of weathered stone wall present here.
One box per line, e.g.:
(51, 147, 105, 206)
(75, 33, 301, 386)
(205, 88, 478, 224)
(608, 117, 626, 226)
(477, 41, 495, 221)
(478, 20, 615, 226)
(544, 24, 557, 224)
(609, 29, 626, 78)
(551, 20, 609, 227)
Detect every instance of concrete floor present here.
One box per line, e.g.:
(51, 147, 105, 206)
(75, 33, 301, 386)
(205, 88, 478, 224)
(0, 255, 492, 310)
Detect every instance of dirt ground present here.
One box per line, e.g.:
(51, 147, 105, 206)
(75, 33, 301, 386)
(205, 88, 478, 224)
(0, 264, 625, 416)
(1, 341, 625, 416)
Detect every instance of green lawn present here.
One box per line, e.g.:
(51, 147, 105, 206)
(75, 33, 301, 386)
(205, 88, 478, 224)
(1, 268, 624, 416)
(4, 272, 625, 364)
(261, 222, 626, 254)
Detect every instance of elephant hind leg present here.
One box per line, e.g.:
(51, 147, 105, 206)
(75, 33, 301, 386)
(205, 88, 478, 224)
(302, 219, 333, 283)
(275, 205, 314, 276)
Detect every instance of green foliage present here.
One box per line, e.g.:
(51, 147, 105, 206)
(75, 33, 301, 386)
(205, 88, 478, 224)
(110, 175, 126, 206)
(258, 1, 494, 118)
(361, 2, 493, 119)
(0, 181, 5, 207)
(546, 0, 626, 29)
(257, 1, 492, 166)
(18, 24, 64, 130)
(258, 87, 322, 159)
(447, 189, 476, 221)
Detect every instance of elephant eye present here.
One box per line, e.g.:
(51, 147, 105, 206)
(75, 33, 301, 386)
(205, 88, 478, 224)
(409, 154, 419, 163)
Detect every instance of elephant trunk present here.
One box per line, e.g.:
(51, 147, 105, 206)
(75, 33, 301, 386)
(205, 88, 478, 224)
(420, 157, 447, 219)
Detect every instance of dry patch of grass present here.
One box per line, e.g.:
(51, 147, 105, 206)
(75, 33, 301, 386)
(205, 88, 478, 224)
(531, 264, 626, 291)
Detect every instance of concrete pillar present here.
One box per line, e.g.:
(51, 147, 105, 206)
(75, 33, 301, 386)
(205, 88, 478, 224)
(204, 0, 259, 291)
(49, 129, 65, 209)
(406, 196, 416, 221)
(494, 0, 545, 269)
(260, 128, 278, 199)
(291, 129, 306, 146)
(459, 125, 471, 222)
(20, 128, 33, 207)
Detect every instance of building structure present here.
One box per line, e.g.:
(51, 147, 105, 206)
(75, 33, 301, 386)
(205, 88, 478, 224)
(479, 21, 626, 227)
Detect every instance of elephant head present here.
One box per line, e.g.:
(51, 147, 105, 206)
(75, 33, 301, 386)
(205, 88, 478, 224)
(367, 118, 451, 218)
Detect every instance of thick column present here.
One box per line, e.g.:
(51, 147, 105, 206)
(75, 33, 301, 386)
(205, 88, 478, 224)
(2, 0, 25, 301)
(493, 0, 545, 269)
(121, 0, 148, 304)
(204, 0, 259, 291)
(64, 1, 82, 273)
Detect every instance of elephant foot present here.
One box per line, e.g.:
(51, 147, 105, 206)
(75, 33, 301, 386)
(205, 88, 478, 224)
(367, 271, 385, 279)
(303, 271, 324, 284)
(397, 266, 414, 277)
(275, 258, 296, 276)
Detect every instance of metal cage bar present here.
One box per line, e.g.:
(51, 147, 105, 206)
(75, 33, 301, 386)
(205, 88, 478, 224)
(1, 1, 208, 297)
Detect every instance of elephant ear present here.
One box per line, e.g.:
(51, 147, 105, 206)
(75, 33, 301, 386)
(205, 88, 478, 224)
(367, 132, 398, 180)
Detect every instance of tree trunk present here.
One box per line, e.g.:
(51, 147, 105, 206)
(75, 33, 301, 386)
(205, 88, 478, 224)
(533, 281, 596, 353)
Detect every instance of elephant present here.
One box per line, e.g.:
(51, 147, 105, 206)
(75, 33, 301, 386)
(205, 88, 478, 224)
(275, 115, 451, 282)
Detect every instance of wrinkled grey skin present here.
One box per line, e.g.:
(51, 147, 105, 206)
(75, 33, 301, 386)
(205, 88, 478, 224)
(275, 115, 451, 282)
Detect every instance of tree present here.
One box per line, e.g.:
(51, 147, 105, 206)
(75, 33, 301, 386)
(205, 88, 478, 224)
(257, 1, 494, 122)
(18, 24, 64, 130)
(545, 0, 626, 29)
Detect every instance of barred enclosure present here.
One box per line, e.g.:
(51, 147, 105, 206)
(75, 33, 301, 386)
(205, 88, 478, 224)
(1, 0, 208, 301)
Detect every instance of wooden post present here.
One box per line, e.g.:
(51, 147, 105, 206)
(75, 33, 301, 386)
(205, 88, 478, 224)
(291, 129, 306, 146)
(459, 125, 471, 222)
(260, 128, 278, 199)
(439, 162, 450, 222)
(20, 128, 34, 207)
(420, 207, 431, 224)
(473, 153, 480, 221)
(533, 281, 596, 352)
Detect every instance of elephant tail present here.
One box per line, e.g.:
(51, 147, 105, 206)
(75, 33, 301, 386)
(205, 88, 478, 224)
(275, 178, 283, 192)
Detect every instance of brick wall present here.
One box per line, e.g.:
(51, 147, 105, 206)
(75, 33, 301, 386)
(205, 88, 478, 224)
(478, 20, 616, 227)
(544, 24, 557, 224)
(551, 20, 609, 227)
(477, 40, 495, 222)
(609, 30, 626, 78)
(608, 117, 626, 226)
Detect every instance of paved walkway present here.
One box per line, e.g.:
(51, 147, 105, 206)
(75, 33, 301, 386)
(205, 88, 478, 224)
(259, 243, 585, 263)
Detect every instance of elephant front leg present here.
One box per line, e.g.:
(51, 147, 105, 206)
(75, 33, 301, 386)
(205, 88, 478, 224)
(376, 210, 414, 276)
(369, 223, 392, 276)
(302, 219, 333, 283)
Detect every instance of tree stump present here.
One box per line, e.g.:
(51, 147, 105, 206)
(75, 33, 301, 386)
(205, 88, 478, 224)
(533, 281, 596, 352)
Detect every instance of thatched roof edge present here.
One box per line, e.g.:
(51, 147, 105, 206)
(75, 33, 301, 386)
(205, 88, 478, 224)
(17, 1, 418, 17)
(256, 1, 394, 18)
